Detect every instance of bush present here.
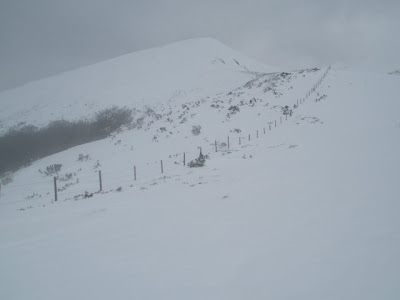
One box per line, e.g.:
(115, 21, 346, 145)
(191, 125, 201, 136)
(39, 164, 62, 176)
(94, 106, 133, 137)
(77, 154, 90, 161)
(282, 105, 292, 116)
(0, 106, 133, 176)
(188, 152, 209, 168)
(227, 106, 240, 118)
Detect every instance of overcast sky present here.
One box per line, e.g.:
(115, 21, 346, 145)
(0, 0, 399, 91)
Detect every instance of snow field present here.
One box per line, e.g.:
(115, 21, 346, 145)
(0, 41, 399, 299)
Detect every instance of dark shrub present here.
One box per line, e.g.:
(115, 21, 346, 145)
(0, 106, 133, 176)
(94, 106, 133, 137)
(188, 152, 209, 168)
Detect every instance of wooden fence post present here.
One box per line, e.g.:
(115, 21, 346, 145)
(269, 124, 271, 131)
(134, 166, 137, 180)
(99, 170, 102, 192)
(161, 160, 164, 173)
(183, 153, 186, 166)
(248, 134, 250, 141)
(53, 177, 58, 202)
(228, 136, 230, 149)
(275, 120, 277, 127)
(215, 140, 217, 152)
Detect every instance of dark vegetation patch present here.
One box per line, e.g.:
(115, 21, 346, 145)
(188, 152, 209, 168)
(0, 106, 133, 177)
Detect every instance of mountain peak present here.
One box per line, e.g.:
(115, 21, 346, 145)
(0, 38, 271, 132)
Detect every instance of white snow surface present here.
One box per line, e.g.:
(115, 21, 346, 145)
(0, 39, 400, 300)
(0, 38, 274, 133)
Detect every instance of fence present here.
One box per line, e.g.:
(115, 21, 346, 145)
(0, 66, 331, 206)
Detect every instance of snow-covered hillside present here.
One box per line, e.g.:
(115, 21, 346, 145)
(0, 39, 399, 300)
(0, 38, 274, 133)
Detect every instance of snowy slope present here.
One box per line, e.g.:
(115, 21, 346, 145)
(0, 38, 274, 133)
(1, 67, 324, 205)
(0, 39, 400, 300)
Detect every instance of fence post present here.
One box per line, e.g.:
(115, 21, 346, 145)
(53, 177, 58, 202)
(228, 136, 230, 149)
(134, 166, 137, 180)
(263, 127, 266, 134)
(183, 153, 186, 166)
(275, 120, 277, 127)
(161, 160, 163, 173)
(248, 134, 250, 141)
(199, 147, 202, 156)
(286, 114, 287, 120)
(99, 170, 102, 192)
(269, 124, 271, 131)
(215, 140, 217, 152)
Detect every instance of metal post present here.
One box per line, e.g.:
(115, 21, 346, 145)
(99, 170, 102, 192)
(53, 177, 58, 202)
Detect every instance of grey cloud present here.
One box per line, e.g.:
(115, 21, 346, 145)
(0, 0, 399, 90)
